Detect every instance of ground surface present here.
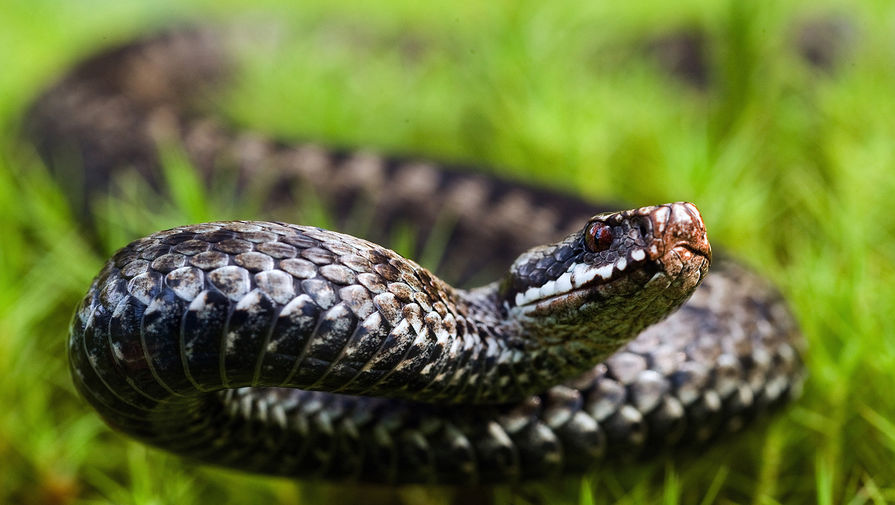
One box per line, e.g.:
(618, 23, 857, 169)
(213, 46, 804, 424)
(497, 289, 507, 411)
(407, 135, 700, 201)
(1, 1, 894, 504)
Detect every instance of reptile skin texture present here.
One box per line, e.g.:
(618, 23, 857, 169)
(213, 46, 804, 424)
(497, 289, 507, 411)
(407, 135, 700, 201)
(27, 27, 805, 485)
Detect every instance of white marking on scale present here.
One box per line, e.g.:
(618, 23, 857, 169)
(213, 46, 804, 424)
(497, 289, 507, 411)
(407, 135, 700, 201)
(653, 206, 670, 233)
(631, 249, 646, 261)
(594, 264, 614, 280)
(524, 286, 539, 304)
(554, 272, 573, 293)
(539, 279, 557, 297)
(569, 263, 587, 286)
(672, 204, 691, 225)
(573, 264, 598, 288)
(486, 336, 498, 357)
(616, 258, 627, 271)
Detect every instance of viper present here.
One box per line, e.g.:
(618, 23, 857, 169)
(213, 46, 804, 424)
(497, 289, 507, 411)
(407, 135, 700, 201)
(28, 27, 804, 485)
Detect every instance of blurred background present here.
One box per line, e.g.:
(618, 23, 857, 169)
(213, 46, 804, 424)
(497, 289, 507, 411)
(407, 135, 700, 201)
(1, 0, 894, 503)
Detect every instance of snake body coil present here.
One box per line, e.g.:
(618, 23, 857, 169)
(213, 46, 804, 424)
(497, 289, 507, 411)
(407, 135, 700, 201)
(31, 28, 804, 484)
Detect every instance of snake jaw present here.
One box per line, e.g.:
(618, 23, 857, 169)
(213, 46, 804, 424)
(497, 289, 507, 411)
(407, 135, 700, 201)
(511, 250, 653, 313)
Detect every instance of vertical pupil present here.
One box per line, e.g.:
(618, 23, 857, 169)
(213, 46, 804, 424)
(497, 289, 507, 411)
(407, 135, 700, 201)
(589, 223, 613, 251)
(598, 227, 612, 248)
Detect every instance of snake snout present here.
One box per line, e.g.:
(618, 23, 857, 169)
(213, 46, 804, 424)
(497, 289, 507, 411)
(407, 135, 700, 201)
(647, 202, 712, 265)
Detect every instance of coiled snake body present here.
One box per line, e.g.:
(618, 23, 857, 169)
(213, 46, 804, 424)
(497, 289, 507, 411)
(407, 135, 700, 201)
(29, 28, 804, 485)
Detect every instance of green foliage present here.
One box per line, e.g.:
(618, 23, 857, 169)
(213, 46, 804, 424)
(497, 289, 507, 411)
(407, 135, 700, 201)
(1, 0, 893, 503)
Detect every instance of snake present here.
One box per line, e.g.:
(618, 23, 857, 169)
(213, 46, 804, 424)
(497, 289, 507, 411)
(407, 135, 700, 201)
(27, 27, 804, 485)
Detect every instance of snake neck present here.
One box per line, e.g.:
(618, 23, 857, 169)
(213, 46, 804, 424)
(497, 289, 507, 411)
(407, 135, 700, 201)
(346, 201, 712, 405)
(453, 284, 608, 404)
(458, 204, 713, 402)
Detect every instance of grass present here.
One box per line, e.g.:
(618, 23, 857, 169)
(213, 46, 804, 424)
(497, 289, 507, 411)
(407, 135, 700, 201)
(1, 0, 894, 503)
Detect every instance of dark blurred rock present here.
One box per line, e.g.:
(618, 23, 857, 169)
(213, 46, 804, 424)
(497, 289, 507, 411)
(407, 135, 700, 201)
(794, 13, 855, 73)
(646, 28, 710, 90)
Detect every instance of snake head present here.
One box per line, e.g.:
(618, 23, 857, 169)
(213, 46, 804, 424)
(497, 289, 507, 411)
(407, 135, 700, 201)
(502, 202, 711, 350)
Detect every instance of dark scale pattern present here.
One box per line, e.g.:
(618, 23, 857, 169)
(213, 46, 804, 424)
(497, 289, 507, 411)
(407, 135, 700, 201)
(168, 256, 800, 486)
(69, 218, 802, 484)
(35, 27, 808, 485)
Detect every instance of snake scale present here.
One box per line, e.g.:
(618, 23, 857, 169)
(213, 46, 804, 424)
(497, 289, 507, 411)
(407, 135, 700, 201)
(28, 27, 804, 485)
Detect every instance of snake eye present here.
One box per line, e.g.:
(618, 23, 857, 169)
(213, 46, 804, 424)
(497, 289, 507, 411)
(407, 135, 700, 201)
(585, 222, 613, 252)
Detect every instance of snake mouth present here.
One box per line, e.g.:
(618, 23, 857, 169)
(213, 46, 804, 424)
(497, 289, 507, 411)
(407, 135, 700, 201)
(516, 249, 711, 324)
(513, 251, 657, 311)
